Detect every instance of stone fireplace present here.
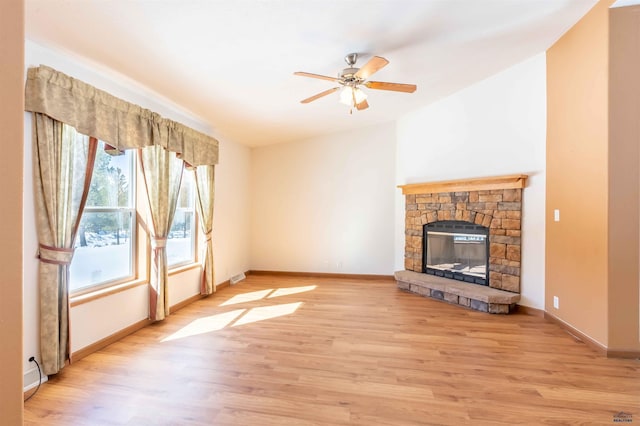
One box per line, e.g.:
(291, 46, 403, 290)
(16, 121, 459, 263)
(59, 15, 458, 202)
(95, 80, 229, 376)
(395, 174, 527, 314)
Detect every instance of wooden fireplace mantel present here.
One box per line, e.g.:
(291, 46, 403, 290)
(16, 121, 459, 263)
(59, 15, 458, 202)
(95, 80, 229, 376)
(398, 174, 528, 195)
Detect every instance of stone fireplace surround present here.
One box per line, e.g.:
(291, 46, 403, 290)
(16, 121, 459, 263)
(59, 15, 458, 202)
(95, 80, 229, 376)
(395, 174, 527, 314)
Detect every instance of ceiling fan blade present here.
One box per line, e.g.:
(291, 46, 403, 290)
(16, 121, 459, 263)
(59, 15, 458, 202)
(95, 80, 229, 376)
(300, 87, 340, 104)
(365, 81, 417, 93)
(356, 99, 369, 111)
(354, 56, 389, 80)
(294, 71, 340, 83)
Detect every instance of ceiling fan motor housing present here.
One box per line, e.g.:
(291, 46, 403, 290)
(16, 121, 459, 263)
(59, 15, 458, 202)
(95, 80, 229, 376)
(340, 53, 362, 85)
(340, 68, 365, 87)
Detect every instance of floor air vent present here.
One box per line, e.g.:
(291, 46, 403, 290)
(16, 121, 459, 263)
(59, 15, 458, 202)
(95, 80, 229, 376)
(230, 273, 246, 285)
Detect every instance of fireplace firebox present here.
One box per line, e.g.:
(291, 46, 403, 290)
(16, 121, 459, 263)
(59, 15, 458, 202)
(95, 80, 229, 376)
(423, 220, 489, 286)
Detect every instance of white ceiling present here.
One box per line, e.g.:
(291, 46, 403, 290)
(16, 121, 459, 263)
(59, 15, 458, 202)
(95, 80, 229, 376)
(25, 0, 597, 147)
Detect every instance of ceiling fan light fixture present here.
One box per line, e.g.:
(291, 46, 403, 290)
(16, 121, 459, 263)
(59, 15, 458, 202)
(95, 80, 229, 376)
(294, 54, 416, 110)
(339, 86, 367, 107)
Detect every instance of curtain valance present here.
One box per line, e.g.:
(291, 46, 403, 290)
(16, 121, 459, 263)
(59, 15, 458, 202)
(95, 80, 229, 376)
(25, 65, 219, 166)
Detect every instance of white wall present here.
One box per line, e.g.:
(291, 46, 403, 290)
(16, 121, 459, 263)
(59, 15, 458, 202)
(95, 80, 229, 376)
(250, 123, 396, 275)
(395, 53, 547, 308)
(23, 41, 251, 387)
(214, 138, 252, 280)
(612, 0, 640, 7)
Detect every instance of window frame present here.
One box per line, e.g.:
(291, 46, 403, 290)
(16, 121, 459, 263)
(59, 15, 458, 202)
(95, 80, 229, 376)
(69, 144, 138, 296)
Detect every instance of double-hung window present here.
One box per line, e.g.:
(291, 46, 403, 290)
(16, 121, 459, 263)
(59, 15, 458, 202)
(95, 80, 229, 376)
(166, 169, 196, 267)
(69, 141, 136, 293)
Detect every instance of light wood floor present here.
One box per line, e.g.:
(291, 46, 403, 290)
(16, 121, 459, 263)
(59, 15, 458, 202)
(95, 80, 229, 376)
(24, 275, 640, 425)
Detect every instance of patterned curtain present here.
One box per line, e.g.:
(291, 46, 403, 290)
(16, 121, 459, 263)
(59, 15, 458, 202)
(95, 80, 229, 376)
(25, 66, 219, 167)
(33, 113, 97, 375)
(194, 165, 215, 294)
(139, 145, 184, 321)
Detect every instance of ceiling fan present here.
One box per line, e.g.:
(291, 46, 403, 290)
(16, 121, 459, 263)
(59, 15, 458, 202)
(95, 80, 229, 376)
(294, 53, 417, 112)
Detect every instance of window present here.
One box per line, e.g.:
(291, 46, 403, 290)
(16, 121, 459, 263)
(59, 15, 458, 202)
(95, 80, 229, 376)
(69, 141, 136, 292)
(166, 169, 196, 267)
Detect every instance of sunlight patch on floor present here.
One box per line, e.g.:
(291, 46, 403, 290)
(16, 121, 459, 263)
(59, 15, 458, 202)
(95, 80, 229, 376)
(162, 286, 314, 341)
(232, 302, 302, 327)
(220, 285, 318, 306)
(161, 309, 246, 342)
(219, 289, 274, 306)
(268, 285, 317, 298)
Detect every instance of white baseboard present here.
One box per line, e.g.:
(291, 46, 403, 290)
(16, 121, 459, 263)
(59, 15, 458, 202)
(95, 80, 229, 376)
(24, 366, 48, 392)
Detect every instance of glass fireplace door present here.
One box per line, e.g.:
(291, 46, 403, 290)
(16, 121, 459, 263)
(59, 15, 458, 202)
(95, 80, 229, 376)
(423, 221, 489, 285)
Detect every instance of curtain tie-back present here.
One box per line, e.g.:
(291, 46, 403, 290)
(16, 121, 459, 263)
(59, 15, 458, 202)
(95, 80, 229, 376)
(38, 244, 74, 265)
(204, 231, 213, 242)
(151, 237, 167, 249)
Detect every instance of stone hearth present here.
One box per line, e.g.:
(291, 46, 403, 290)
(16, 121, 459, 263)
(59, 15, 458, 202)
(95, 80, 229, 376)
(395, 270, 519, 313)
(397, 174, 527, 314)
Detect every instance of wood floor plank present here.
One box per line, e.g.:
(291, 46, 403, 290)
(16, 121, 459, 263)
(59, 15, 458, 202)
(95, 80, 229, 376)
(24, 275, 640, 425)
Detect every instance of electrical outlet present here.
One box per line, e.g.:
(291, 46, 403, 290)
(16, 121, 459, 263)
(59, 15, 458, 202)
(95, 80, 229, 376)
(553, 296, 559, 309)
(554, 209, 560, 222)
